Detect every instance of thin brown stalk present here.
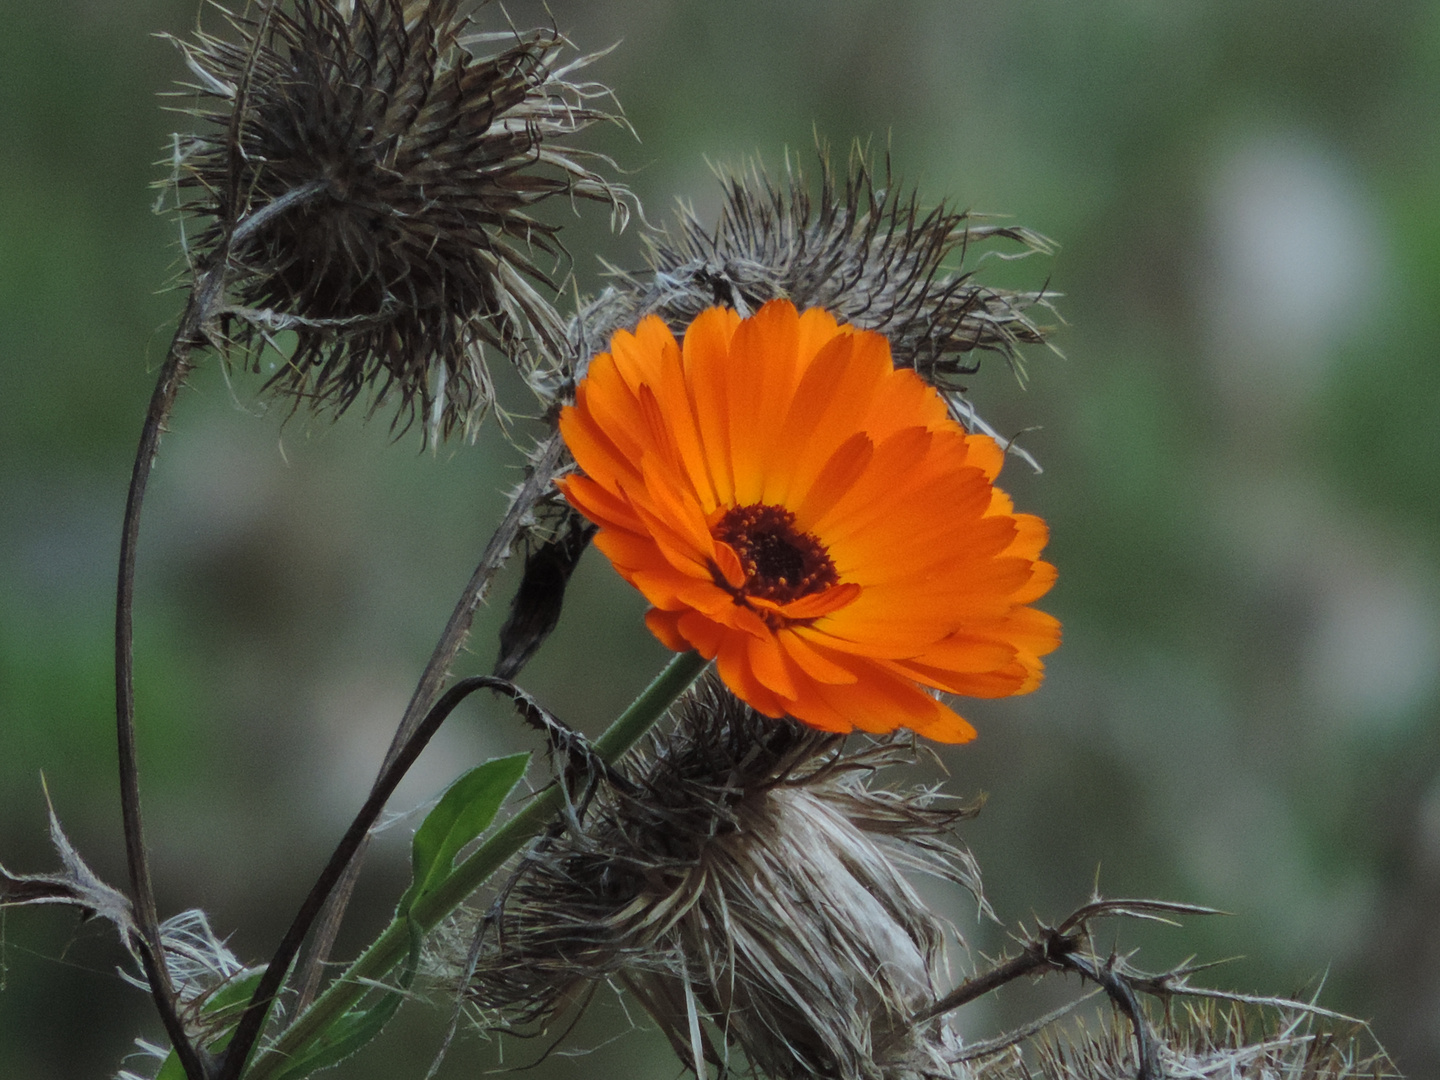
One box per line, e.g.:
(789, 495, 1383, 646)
(216, 675, 550, 1080)
(116, 276, 222, 1080)
(115, 184, 327, 1080)
(906, 898, 1242, 1080)
(291, 428, 568, 1010)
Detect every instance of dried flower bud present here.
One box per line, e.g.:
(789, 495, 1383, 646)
(168, 0, 630, 439)
(444, 679, 986, 1080)
(570, 148, 1057, 449)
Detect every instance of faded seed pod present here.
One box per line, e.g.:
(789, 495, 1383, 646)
(443, 679, 987, 1080)
(168, 0, 631, 439)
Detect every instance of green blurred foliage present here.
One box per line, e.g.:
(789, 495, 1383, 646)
(3, 0, 1438, 1077)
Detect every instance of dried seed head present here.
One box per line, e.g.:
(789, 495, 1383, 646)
(1019, 1003, 1396, 1080)
(567, 147, 1057, 451)
(446, 679, 986, 1080)
(168, 0, 631, 439)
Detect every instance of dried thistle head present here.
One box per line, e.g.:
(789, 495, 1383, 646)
(444, 678, 987, 1080)
(169, 0, 630, 439)
(1015, 1002, 1397, 1080)
(565, 146, 1057, 451)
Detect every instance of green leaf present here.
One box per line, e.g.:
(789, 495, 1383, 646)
(178, 757, 528, 1080)
(192, 967, 268, 1026)
(398, 752, 530, 917)
(149, 967, 265, 1079)
(265, 990, 404, 1080)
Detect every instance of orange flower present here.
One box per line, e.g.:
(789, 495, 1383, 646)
(557, 300, 1059, 742)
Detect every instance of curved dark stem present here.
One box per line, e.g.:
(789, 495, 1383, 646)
(912, 903, 1186, 1080)
(291, 429, 567, 1011)
(909, 930, 1077, 1028)
(116, 278, 221, 1080)
(115, 177, 331, 1080)
(218, 675, 547, 1080)
(1065, 951, 1164, 1080)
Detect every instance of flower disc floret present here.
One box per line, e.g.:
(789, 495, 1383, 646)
(557, 300, 1060, 743)
(712, 504, 840, 609)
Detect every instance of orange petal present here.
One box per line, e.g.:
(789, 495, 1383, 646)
(608, 315, 679, 392)
(1009, 558, 1057, 606)
(1003, 513, 1050, 562)
(556, 473, 643, 536)
(792, 432, 874, 529)
(964, 433, 1006, 481)
(747, 633, 800, 700)
(727, 300, 800, 504)
(767, 333, 888, 507)
(558, 401, 641, 498)
(644, 608, 691, 653)
(779, 581, 862, 620)
(862, 361, 950, 439)
(799, 662, 975, 741)
(777, 629, 859, 685)
(675, 609, 728, 657)
(715, 632, 788, 718)
(711, 539, 747, 590)
(682, 307, 742, 505)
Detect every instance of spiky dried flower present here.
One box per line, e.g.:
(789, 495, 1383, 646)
(1015, 1003, 1397, 1080)
(443, 678, 986, 1080)
(563, 148, 1056, 450)
(169, 0, 630, 439)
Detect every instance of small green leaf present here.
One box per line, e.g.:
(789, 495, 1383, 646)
(266, 990, 404, 1080)
(398, 752, 530, 917)
(149, 967, 265, 1079)
(193, 966, 267, 1026)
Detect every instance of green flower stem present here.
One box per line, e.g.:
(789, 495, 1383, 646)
(243, 649, 710, 1080)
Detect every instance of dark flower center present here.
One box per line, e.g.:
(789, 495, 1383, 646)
(713, 504, 839, 605)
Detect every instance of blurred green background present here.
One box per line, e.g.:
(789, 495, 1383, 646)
(3, 0, 1439, 1076)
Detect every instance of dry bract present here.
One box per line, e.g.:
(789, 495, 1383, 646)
(1021, 1004, 1396, 1080)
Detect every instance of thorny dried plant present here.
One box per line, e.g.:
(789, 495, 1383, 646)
(429, 690, 1398, 1080)
(563, 148, 1058, 453)
(90, 7, 633, 1073)
(2, 4, 1396, 1077)
(115, 912, 254, 1080)
(168, 0, 631, 439)
(442, 678, 987, 1080)
(910, 892, 1397, 1080)
(1016, 1002, 1396, 1080)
